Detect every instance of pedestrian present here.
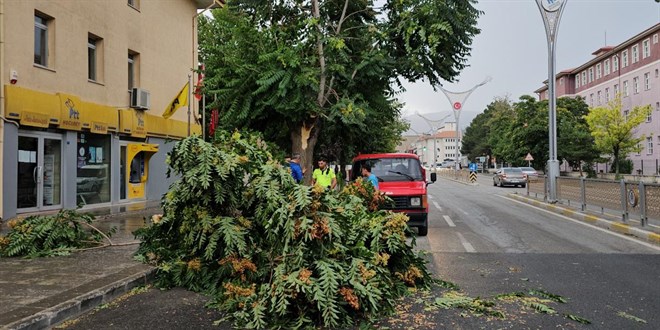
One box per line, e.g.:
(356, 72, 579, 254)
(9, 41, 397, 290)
(361, 163, 379, 189)
(312, 156, 337, 190)
(289, 153, 303, 183)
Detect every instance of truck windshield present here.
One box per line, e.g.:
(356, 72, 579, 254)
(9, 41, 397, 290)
(351, 158, 423, 182)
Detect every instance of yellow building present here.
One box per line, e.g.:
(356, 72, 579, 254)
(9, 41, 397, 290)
(0, 0, 215, 219)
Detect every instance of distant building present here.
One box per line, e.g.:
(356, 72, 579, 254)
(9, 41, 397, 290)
(407, 122, 462, 166)
(535, 23, 660, 175)
(1, 0, 218, 220)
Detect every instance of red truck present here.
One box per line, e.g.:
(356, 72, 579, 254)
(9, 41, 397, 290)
(350, 153, 436, 236)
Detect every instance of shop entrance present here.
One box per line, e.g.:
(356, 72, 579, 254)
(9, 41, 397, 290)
(17, 132, 63, 212)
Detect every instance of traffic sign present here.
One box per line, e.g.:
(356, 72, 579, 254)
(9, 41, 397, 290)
(453, 102, 462, 110)
(468, 162, 478, 172)
(525, 153, 534, 161)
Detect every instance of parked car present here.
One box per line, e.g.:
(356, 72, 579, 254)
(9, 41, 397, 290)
(519, 167, 539, 181)
(493, 167, 527, 187)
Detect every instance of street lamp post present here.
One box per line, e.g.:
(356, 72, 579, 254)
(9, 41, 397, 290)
(416, 113, 452, 173)
(438, 77, 492, 171)
(536, 0, 567, 203)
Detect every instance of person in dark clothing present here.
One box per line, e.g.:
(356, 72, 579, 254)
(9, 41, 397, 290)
(289, 153, 303, 183)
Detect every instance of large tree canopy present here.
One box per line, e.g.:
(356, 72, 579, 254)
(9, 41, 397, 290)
(198, 0, 481, 178)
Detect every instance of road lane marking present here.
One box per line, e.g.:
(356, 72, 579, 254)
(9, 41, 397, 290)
(429, 194, 434, 199)
(501, 195, 660, 251)
(433, 201, 442, 211)
(456, 232, 476, 253)
(443, 215, 456, 227)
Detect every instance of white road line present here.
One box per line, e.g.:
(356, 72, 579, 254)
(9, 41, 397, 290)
(432, 201, 442, 211)
(456, 232, 476, 253)
(443, 215, 456, 227)
(500, 195, 660, 251)
(428, 194, 434, 199)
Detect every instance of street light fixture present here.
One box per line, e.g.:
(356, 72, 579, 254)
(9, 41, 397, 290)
(437, 76, 492, 171)
(416, 112, 452, 172)
(536, 0, 567, 203)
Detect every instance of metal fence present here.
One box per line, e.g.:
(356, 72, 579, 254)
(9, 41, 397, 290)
(528, 176, 660, 226)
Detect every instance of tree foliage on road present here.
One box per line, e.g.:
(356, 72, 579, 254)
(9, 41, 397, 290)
(198, 0, 481, 178)
(584, 96, 652, 178)
(462, 95, 597, 170)
(135, 132, 433, 329)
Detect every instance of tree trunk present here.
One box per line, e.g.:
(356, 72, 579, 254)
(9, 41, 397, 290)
(291, 118, 320, 184)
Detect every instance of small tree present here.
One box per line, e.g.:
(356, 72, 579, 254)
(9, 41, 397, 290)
(584, 96, 651, 178)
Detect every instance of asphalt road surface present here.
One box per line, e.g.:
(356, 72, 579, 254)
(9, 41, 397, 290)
(58, 175, 660, 329)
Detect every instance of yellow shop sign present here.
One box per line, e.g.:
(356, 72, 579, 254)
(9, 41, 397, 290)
(20, 111, 50, 128)
(90, 121, 108, 134)
(58, 94, 83, 130)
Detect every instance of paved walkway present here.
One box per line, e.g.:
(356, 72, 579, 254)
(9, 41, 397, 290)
(0, 203, 160, 330)
(0, 192, 658, 330)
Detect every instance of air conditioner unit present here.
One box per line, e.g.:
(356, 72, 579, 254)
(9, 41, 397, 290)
(130, 88, 151, 110)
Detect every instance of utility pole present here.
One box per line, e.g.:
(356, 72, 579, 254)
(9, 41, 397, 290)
(536, 0, 567, 203)
(437, 77, 491, 171)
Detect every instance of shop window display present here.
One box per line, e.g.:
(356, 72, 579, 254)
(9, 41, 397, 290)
(77, 133, 111, 205)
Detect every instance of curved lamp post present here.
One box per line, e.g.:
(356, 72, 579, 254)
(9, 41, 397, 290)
(416, 112, 452, 172)
(437, 76, 492, 171)
(536, 0, 567, 203)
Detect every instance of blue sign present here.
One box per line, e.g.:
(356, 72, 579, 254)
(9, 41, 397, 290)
(468, 162, 478, 172)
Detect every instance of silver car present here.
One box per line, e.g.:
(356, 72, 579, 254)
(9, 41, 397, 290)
(493, 167, 527, 187)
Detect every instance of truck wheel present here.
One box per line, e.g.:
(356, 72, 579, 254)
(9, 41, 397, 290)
(418, 223, 428, 236)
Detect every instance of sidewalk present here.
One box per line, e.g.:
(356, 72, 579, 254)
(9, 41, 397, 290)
(0, 202, 161, 330)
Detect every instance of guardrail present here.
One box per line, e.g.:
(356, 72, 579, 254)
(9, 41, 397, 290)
(527, 176, 660, 226)
(433, 168, 472, 183)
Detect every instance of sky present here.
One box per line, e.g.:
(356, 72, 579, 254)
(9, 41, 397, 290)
(399, 0, 660, 135)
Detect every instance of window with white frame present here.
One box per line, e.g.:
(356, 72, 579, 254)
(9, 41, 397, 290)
(642, 39, 650, 58)
(632, 44, 639, 63)
(581, 71, 586, 85)
(604, 59, 610, 75)
(34, 12, 52, 67)
(633, 77, 639, 94)
(605, 87, 610, 102)
(589, 93, 594, 106)
(636, 142, 642, 155)
(623, 80, 629, 97)
(88, 35, 102, 81)
(597, 91, 601, 105)
(656, 69, 659, 78)
(655, 34, 659, 44)
(596, 63, 601, 79)
(622, 50, 628, 67)
(559, 77, 564, 85)
(575, 76, 580, 88)
(128, 50, 140, 90)
(647, 137, 653, 155)
(614, 84, 619, 96)
(644, 72, 650, 90)
(647, 109, 652, 123)
(588, 67, 594, 82)
(656, 102, 660, 112)
(613, 56, 619, 71)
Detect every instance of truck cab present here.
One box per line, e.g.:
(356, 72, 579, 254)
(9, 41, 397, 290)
(350, 153, 436, 236)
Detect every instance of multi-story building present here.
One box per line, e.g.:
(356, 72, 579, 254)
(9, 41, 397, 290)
(407, 122, 462, 166)
(0, 0, 216, 220)
(535, 23, 660, 175)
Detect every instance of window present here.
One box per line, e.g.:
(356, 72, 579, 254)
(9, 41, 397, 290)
(581, 71, 587, 85)
(614, 84, 619, 96)
(605, 87, 610, 102)
(622, 50, 628, 67)
(596, 63, 601, 79)
(88, 36, 98, 81)
(588, 67, 594, 82)
(656, 69, 659, 78)
(128, 0, 139, 9)
(604, 59, 610, 75)
(647, 110, 652, 123)
(632, 44, 639, 63)
(657, 102, 660, 112)
(128, 51, 139, 90)
(559, 77, 564, 85)
(575, 76, 580, 88)
(654, 34, 659, 44)
(624, 110, 629, 120)
(642, 39, 650, 59)
(647, 137, 653, 155)
(597, 91, 601, 105)
(612, 56, 619, 71)
(589, 93, 594, 106)
(633, 77, 639, 94)
(623, 80, 629, 97)
(636, 142, 642, 155)
(644, 72, 650, 91)
(34, 12, 52, 67)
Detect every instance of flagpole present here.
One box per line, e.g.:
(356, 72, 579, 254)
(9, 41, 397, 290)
(202, 94, 206, 140)
(188, 74, 192, 137)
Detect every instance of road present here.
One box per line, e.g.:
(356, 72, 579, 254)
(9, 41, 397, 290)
(58, 174, 660, 329)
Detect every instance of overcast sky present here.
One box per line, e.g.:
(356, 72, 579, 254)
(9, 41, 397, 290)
(399, 0, 660, 134)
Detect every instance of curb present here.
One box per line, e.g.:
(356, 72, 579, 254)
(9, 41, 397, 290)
(2, 266, 155, 330)
(508, 194, 660, 246)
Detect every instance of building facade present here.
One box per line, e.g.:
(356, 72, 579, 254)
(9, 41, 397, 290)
(405, 122, 462, 167)
(535, 23, 660, 174)
(0, 0, 214, 220)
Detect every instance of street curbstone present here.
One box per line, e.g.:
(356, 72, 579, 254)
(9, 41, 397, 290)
(610, 222, 630, 234)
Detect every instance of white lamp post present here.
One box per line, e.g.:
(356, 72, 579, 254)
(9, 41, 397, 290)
(416, 112, 452, 172)
(437, 77, 492, 171)
(536, 0, 567, 203)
